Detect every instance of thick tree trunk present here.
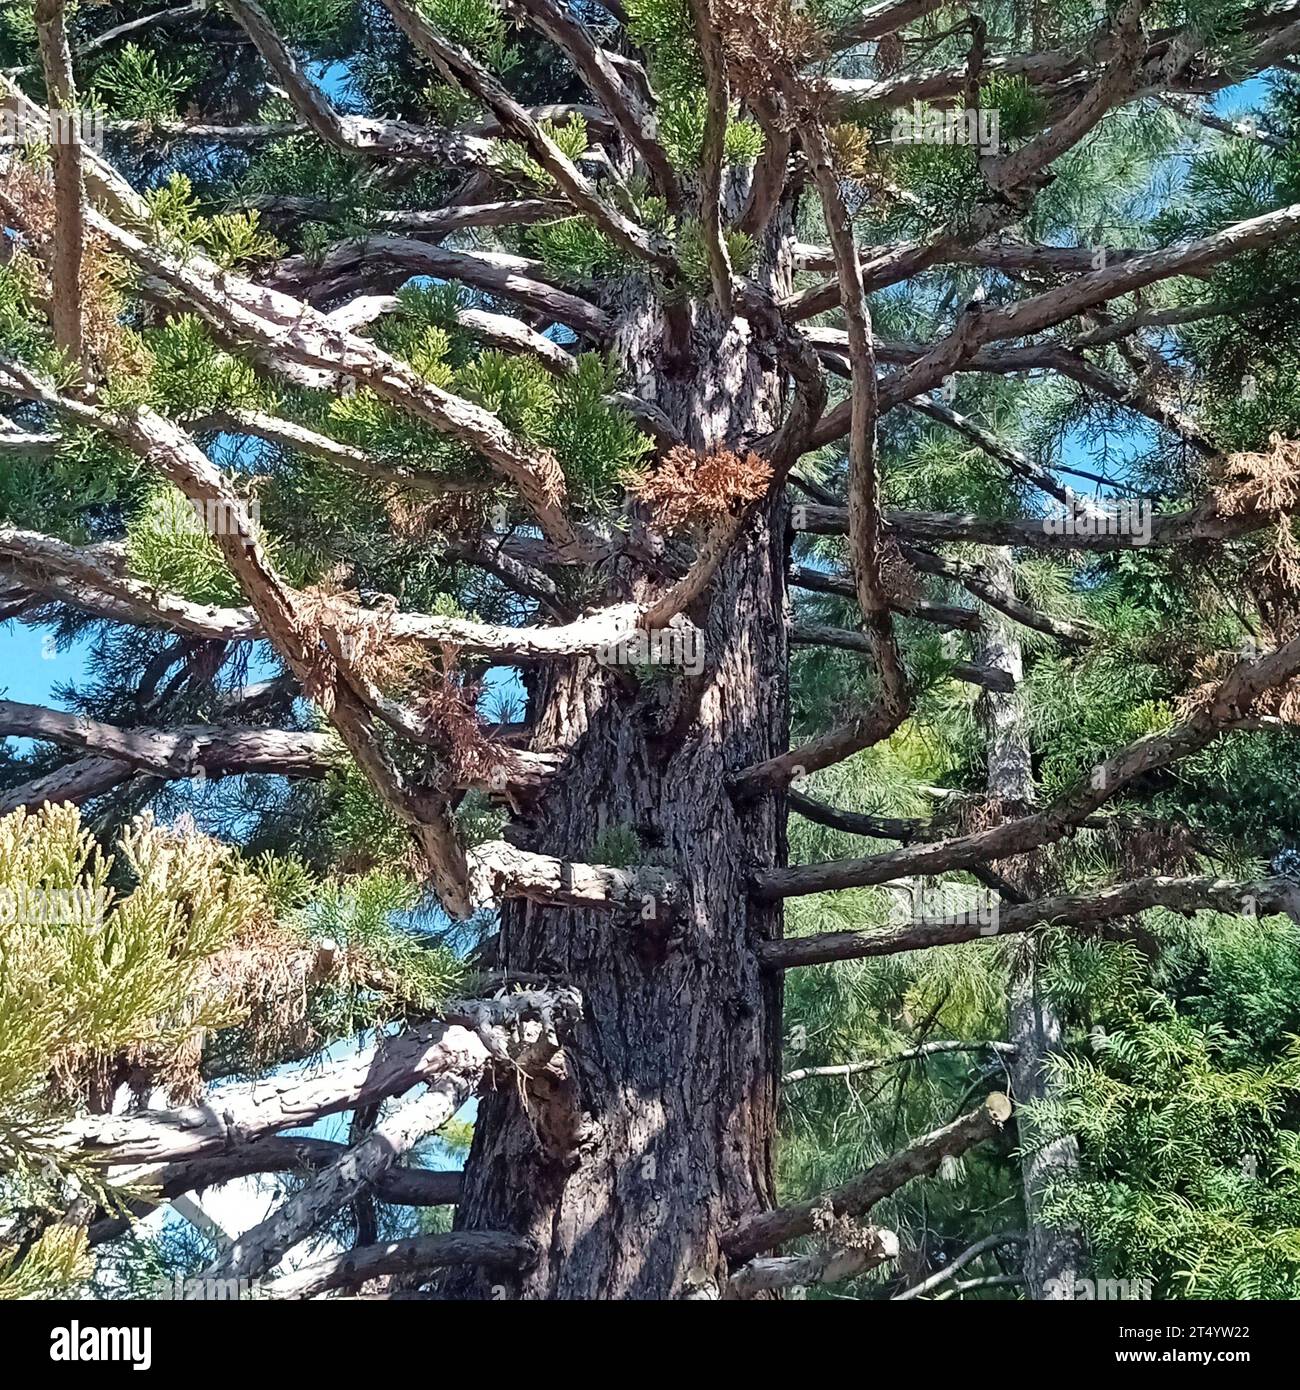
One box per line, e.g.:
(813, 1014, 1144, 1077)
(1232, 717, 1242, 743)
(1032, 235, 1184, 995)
(445, 248, 793, 1298)
(975, 547, 1084, 1301)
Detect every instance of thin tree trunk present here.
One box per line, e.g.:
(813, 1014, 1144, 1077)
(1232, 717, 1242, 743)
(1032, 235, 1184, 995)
(975, 547, 1084, 1301)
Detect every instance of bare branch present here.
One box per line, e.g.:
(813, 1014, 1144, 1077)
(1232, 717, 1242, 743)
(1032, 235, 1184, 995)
(0, 698, 337, 781)
(379, 0, 676, 273)
(784, 1040, 1017, 1084)
(88, 1144, 461, 1249)
(893, 1231, 1026, 1300)
(509, 0, 681, 209)
(727, 1227, 899, 1297)
(259, 1230, 534, 1299)
(808, 200, 1300, 447)
(691, 0, 732, 308)
(721, 1094, 1012, 1262)
(267, 236, 612, 340)
(78, 207, 592, 553)
(202, 1088, 480, 1284)
(755, 630, 1300, 902)
(468, 839, 679, 917)
(760, 874, 1300, 969)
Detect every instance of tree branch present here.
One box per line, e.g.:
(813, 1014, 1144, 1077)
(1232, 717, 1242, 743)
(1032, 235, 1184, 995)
(760, 874, 1300, 969)
(259, 1230, 534, 1299)
(378, 0, 675, 273)
(721, 1094, 1012, 1262)
(33, 0, 87, 371)
(754, 630, 1300, 901)
(784, 1040, 1017, 1084)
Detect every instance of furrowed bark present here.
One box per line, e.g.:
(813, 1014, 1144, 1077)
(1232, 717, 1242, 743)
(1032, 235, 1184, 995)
(439, 244, 795, 1299)
(33, 0, 86, 370)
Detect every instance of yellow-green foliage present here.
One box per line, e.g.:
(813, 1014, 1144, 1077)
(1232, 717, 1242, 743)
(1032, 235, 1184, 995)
(0, 806, 260, 1180)
(494, 115, 591, 191)
(124, 482, 245, 607)
(144, 174, 284, 269)
(0, 1223, 92, 1300)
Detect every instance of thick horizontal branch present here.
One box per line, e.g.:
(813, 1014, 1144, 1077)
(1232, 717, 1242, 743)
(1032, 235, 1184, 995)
(760, 874, 1300, 969)
(0, 521, 645, 661)
(721, 1094, 1012, 1263)
(0, 698, 336, 782)
(807, 200, 1300, 447)
(0, 526, 261, 639)
(258, 1230, 534, 1299)
(468, 839, 679, 917)
(0, 754, 142, 814)
(45, 989, 581, 1167)
(794, 500, 1269, 552)
(267, 237, 611, 340)
(784, 1040, 1017, 1084)
(754, 630, 1300, 901)
(89, 1143, 461, 1247)
(727, 1228, 900, 1298)
(51, 1023, 492, 1167)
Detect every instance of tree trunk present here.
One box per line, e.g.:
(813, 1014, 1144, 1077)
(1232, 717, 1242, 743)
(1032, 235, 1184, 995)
(975, 547, 1084, 1301)
(444, 243, 794, 1299)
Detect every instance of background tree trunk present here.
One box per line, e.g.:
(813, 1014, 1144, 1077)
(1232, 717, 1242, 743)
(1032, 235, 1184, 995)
(975, 547, 1084, 1301)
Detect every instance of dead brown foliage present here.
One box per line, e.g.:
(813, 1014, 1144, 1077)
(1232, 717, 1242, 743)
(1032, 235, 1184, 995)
(0, 157, 147, 383)
(627, 445, 773, 529)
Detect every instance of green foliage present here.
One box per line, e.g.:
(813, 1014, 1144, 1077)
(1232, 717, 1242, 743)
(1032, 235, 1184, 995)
(586, 824, 643, 867)
(1038, 915, 1300, 1298)
(144, 313, 274, 417)
(416, 0, 518, 73)
(90, 43, 195, 122)
(0, 806, 260, 1197)
(124, 482, 244, 607)
(676, 219, 755, 291)
(622, 0, 699, 101)
(522, 217, 629, 279)
(494, 114, 589, 190)
(144, 174, 284, 269)
(265, 0, 351, 43)
(980, 76, 1047, 144)
(658, 93, 765, 172)
(298, 870, 465, 1023)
